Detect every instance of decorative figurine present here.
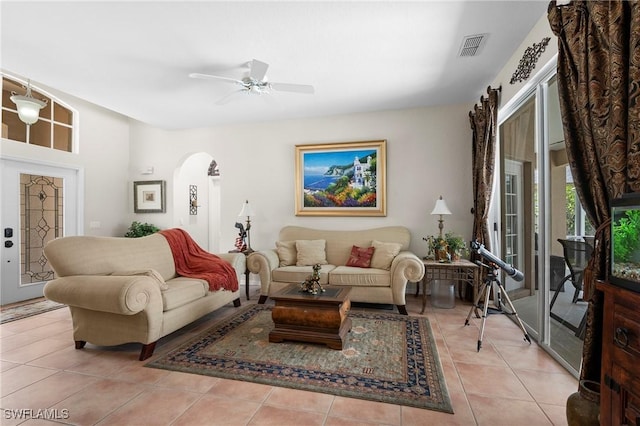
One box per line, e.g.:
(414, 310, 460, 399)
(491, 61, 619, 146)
(300, 264, 325, 294)
(233, 222, 247, 252)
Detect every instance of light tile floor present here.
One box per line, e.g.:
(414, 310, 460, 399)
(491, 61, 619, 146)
(0, 286, 577, 425)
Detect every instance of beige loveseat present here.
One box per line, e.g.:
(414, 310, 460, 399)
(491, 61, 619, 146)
(43, 233, 245, 360)
(247, 226, 424, 315)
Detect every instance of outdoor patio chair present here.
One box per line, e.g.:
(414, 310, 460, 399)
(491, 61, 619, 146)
(550, 255, 566, 292)
(549, 239, 593, 339)
(558, 239, 593, 303)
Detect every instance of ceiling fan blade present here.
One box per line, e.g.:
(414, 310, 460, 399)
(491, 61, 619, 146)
(249, 59, 269, 81)
(270, 82, 315, 94)
(189, 73, 244, 85)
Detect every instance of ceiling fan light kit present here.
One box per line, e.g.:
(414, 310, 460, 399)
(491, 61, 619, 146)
(190, 59, 314, 103)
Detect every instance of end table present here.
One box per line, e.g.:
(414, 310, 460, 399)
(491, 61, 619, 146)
(416, 258, 479, 314)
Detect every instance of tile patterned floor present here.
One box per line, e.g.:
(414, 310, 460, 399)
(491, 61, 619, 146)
(0, 286, 577, 425)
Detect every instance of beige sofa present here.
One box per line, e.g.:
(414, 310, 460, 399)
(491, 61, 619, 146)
(247, 226, 424, 315)
(43, 233, 245, 360)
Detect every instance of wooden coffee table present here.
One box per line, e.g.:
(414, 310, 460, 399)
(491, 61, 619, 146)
(269, 284, 351, 350)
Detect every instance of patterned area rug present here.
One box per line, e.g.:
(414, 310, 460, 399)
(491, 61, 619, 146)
(147, 304, 453, 413)
(0, 298, 66, 324)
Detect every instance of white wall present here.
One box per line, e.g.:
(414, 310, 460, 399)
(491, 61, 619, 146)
(491, 13, 558, 108)
(129, 103, 474, 256)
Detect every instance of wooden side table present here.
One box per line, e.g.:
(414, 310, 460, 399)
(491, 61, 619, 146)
(417, 259, 479, 314)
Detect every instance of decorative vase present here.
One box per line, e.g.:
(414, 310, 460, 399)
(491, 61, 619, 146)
(566, 380, 600, 426)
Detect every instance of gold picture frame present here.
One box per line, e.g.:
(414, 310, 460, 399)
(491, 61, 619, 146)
(295, 140, 386, 216)
(133, 180, 166, 213)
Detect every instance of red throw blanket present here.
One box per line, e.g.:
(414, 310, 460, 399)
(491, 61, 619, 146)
(159, 228, 238, 292)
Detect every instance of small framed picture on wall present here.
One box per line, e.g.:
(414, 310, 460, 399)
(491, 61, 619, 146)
(133, 180, 166, 213)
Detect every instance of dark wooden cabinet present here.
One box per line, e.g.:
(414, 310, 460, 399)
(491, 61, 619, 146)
(597, 281, 640, 425)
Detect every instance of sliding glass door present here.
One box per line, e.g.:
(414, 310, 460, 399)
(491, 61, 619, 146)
(497, 59, 589, 377)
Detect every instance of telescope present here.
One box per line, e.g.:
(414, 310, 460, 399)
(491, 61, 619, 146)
(466, 239, 531, 351)
(470, 240, 524, 282)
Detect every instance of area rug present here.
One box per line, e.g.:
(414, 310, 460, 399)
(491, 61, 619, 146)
(147, 304, 453, 413)
(0, 298, 66, 324)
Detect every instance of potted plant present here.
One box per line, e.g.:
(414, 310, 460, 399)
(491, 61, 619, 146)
(445, 232, 468, 261)
(124, 221, 160, 238)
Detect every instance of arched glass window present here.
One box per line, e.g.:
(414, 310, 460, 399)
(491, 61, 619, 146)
(1, 75, 76, 153)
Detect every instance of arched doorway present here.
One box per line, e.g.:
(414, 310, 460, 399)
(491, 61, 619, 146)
(173, 152, 221, 252)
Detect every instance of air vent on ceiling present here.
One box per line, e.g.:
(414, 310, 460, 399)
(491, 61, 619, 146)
(458, 34, 487, 57)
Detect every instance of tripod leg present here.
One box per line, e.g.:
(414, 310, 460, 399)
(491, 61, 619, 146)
(477, 280, 493, 351)
(465, 280, 486, 326)
(495, 280, 532, 344)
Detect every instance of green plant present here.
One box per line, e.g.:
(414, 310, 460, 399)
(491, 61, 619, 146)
(124, 221, 160, 238)
(613, 210, 640, 262)
(445, 232, 468, 258)
(566, 184, 576, 235)
(423, 233, 468, 261)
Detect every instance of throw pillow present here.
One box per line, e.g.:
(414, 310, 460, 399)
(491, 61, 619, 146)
(276, 240, 297, 267)
(370, 240, 402, 270)
(296, 239, 328, 266)
(111, 269, 169, 290)
(345, 245, 375, 268)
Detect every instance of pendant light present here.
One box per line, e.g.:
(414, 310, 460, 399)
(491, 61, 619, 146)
(10, 80, 47, 125)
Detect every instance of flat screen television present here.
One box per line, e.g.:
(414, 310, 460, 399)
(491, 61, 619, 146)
(610, 192, 640, 292)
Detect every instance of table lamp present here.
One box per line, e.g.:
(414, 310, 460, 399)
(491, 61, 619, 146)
(431, 195, 452, 238)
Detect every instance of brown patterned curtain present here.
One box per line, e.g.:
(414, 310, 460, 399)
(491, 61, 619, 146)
(548, 0, 640, 389)
(469, 87, 500, 252)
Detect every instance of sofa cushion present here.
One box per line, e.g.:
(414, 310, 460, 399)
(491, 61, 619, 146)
(370, 240, 402, 270)
(296, 240, 328, 266)
(272, 264, 335, 284)
(345, 245, 375, 268)
(276, 240, 297, 266)
(329, 266, 390, 287)
(110, 269, 169, 290)
(279, 226, 411, 266)
(162, 277, 208, 311)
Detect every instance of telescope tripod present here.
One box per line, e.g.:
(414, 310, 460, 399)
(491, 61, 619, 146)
(465, 263, 531, 351)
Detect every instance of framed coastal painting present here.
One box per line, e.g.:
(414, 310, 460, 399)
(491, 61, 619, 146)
(295, 140, 386, 216)
(133, 180, 166, 213)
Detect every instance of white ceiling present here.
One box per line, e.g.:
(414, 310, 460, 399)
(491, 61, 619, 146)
(1, 1, 549, 130)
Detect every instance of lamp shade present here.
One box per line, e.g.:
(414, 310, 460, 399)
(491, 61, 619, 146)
(10, 81, 47, 125)
(431, 196, 452, 216)
(238, 200, 255, 217)
(11, 95, 46, 125)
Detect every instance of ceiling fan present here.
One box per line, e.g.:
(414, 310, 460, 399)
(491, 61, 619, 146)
(189, 59, 314, 104)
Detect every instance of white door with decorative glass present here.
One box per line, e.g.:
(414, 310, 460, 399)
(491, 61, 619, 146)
(0, 159, 80, 305)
